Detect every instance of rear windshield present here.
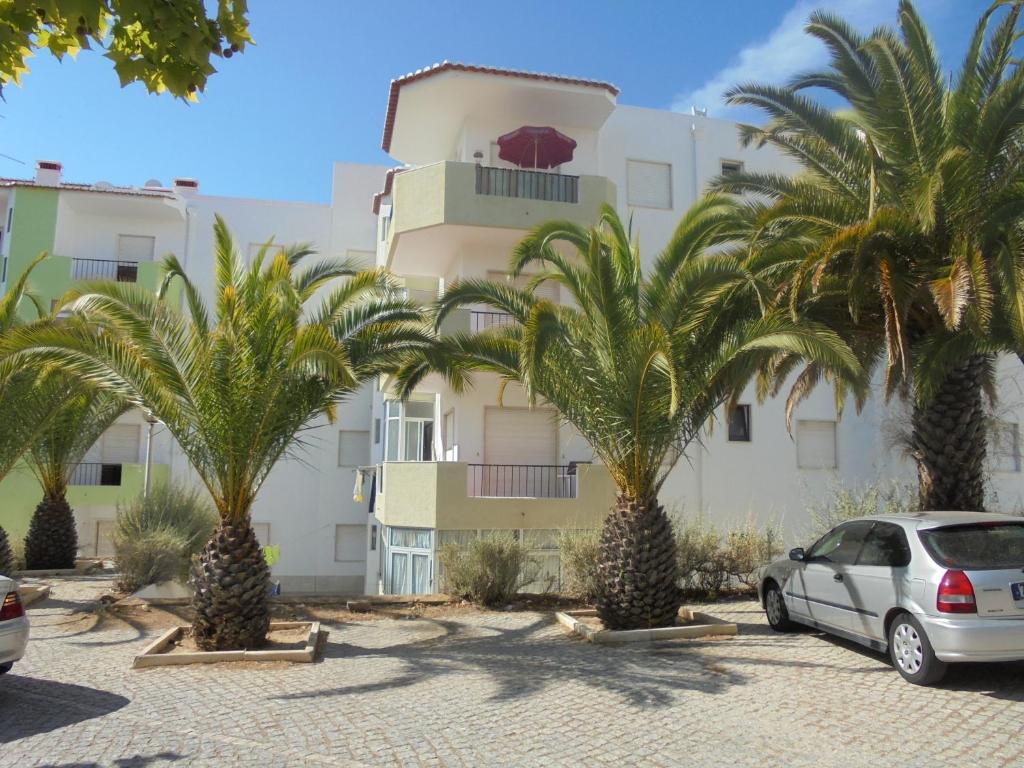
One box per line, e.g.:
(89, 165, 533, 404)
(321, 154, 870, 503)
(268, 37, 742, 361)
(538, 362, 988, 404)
(919, 522, 1024, 570)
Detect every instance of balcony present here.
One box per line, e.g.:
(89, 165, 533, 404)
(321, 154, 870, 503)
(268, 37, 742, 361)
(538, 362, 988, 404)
(383, 161, 617, 274)
(69, 462, 124, 487)
(474, 166, 579, 204)
(71, 258, 139, 282)
(375, 461, 615, 531)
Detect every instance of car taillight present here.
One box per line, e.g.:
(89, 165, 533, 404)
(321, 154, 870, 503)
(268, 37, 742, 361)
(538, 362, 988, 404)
(0, 591, 24, 621)
(937, 570, 976, 614)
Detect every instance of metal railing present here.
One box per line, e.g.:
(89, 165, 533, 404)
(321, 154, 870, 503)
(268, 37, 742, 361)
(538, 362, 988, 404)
(72, 258, 139, 282)
(467, 464, 578, 499)
(69, 463, 123, 487)
(470, 311, 515, 332)
(475, 165, 579, 204)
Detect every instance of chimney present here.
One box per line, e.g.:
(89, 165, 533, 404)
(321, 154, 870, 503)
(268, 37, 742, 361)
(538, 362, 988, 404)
(173, 177, 199, 195)
(35, 160, 62, 186)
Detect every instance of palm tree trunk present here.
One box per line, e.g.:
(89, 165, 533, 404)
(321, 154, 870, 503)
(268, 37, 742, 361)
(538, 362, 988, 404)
(911, 355, 989, 511)
(24, 490, 78, 569)
(190, 520, 270, 650)
(0, 526, 13, 574)
(595, 494, 680, 630)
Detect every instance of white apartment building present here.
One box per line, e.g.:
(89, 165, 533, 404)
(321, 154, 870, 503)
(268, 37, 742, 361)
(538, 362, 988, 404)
(2, 62, 1021, 596)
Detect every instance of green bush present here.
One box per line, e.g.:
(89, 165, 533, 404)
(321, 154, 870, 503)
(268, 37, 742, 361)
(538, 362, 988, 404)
(674, 514, 726, 595)
(558, 529, 601, 602)
(804, 481, 916, 541)
(673, 513, 783, 598)
(439, 532, 534, 607)
(113, 481, 216, 592)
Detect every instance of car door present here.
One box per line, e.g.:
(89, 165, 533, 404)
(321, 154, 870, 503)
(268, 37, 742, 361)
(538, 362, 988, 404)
(788, 521, 873, 631)
(843, 522, 913, 643)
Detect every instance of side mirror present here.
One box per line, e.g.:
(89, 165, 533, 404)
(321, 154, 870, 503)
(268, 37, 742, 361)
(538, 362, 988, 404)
(789, 547, 806, 562)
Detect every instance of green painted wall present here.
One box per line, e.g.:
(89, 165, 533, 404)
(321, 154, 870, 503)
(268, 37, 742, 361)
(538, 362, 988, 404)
(6, 187, 59, 317)
(0, 463, 169, 543)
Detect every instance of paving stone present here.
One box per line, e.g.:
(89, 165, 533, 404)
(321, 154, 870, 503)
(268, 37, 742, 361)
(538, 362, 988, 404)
(1, 576, 1022, 767)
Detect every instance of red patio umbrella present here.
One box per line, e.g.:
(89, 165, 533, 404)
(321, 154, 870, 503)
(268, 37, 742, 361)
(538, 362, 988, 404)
(496, 126, 577, 169)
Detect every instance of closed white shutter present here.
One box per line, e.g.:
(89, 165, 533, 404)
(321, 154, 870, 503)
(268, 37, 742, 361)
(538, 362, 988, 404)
(338, 430, 370, 467)
(487, 271, 558, 302)
(101, 424, 140, 464)
(796, 420, 837, 469)
(484, 407, 557, 465)
(627, 160, 672, 209)
(334, 524, 365, 562)
(117, 235, 155, 262)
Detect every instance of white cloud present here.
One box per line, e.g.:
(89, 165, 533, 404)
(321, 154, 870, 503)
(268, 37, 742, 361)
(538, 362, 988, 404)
(671, 0, 895, 116)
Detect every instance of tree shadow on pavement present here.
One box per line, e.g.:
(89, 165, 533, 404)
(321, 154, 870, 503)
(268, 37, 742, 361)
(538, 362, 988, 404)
(0, 676, 130, 744)
(271, 613, 844, 709)
(39, 753, 183, 768)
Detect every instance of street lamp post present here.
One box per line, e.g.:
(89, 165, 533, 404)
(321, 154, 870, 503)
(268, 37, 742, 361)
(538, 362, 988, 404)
(142, 412, 159, 498)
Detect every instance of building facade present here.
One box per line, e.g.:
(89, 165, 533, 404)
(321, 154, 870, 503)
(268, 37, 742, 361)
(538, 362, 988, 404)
(1, 63, 1021, 595)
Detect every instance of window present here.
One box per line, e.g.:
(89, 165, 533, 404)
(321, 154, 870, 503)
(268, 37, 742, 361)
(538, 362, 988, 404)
(857, 523, 911, 567)
(247, 242, 285, 263)
(990, 421, 1021, 473)
(919, 522, 1024, 570)
(720, 160, 744, 176)
(101, 424, 140, 464)
(252, 523, 270, 544)
(370, 524, 377, 551)
(338, 429, 370, 467)
(626, 160, 672, 209)
(807, 521, 872, 565)
(334, 524, 365, 562)
(1, 256, 6, 283)
(796, 419, 837, 469)
(346, 249, 375, 270)
(383, 399, 434, 461)
(727, 405, 751, 442)
(117, 234, 155, 262)
(487, 270, 558, 302)
(443, 409, 456, 461)
(7, 206, 13, 232)
(374, 418, 381, 445)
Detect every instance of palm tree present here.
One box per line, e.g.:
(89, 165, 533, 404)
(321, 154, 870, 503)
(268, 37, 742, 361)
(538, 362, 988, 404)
(0, 253, 51, 482)
(715, 0, 1024, 510)
(398, 202, 861, 630)
(6, 217, 430, 648)
(22, 385, 127, 569)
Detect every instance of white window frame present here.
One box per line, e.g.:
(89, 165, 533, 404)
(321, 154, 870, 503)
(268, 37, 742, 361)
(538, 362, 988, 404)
(334, 524, 366, 563)
(383, 398, 435, 462)
(720, 159, 744, 176)
(796, 419, 838, 470)
(117, 234, 156, 262)
(337, 429, 370, 468)
(626, 159, 673, 210)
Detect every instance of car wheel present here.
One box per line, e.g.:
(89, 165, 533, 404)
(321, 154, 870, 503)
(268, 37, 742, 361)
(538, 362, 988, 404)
(888, 613, 947, 685)
(765, 582, 795, 632)
(0, 663, 11, 676)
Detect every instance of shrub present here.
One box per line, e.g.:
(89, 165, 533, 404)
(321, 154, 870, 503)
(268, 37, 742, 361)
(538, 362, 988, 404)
(720, 515, 784, 587)
(438, 532, 534, 607)
(113, 481, 216, 592)
(804, 481, 916, 541)
(114, 529, 189, 592)
(0, 526, 12, 575)
(674, 514, 726, 596)
(558, 529, 601, 602)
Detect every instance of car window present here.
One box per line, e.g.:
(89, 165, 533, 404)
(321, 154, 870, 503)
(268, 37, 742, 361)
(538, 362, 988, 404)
(919, 522, 1024, 570)
(807, 521, 872, 565)
(857, 522, 911, 567)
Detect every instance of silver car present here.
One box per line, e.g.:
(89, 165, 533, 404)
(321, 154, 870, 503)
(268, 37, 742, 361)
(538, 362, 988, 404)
(0, 575, 28, 675)
(758, 511, 1024, 685)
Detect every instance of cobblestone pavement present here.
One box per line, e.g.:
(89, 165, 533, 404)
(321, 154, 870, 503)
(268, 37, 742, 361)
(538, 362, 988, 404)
(1, 576, 1023, 768)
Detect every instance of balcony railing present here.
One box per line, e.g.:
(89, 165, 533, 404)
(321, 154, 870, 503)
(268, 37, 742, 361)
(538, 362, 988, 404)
(69, 463, 123, 487)
(468, 464, 578, 499)
(72, 258, 139, 282)
(470, 311, 515, 332)
(475, 165, 579, 204)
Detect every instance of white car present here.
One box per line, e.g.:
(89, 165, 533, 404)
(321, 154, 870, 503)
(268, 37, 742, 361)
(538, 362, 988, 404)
(0, 575, 28, 674)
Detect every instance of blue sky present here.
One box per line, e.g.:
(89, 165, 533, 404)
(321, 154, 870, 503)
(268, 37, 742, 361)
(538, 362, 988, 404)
(0, 0, 989, 202)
